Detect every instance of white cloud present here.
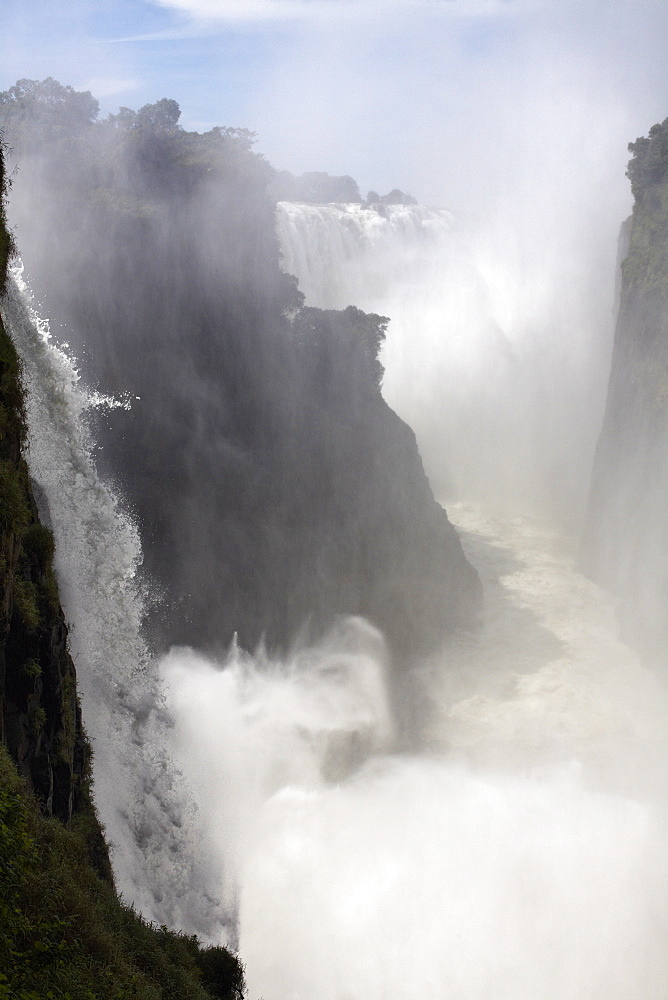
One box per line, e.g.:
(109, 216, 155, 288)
(80, 76, 140, 99)
(148, 0, 518, 25)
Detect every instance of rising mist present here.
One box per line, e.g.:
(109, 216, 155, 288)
(2, 4, 668, 993)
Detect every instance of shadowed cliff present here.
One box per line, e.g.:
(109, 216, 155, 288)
(1, 79, 480, 678)
(582, 117, 668, 667)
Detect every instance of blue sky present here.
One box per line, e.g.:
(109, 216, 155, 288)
(2, 0, 668, 209)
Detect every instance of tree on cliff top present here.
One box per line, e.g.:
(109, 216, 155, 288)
(627, 117, 668, 201)
(0, 77, 99, 147)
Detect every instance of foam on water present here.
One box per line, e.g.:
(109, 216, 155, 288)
(238, 519, 668, 999)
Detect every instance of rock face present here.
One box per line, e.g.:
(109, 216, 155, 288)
(2, 84, 480, 676)
(582, 118, 668, 666)
(0, 150, 92, 828)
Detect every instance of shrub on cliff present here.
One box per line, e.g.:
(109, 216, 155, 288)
(627, 117, 668, 202)
(0, 744, 244, 1000)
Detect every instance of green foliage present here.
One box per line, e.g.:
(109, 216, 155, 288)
(623, 118, 668, 294)
(0, 322, 26, 445)
(41, 564, 61, 613)
(365, 188, 417, 206)
(20, 658, 41, 679)
(27, 700, 47, 738)
(21, 522, 55, 571)
(55, 672, 76, 764)
(106, 98, 182, 137)
(0, 78, 98, 151)
(0, 746, 244, 999)
(292, 304, 389, 399)
(0, 460, 31, 531)
(197, 946, 246, 1000)
(270, 169, 362, 203)
(627, 118, 668, 202)
(12, 578, 41, 632)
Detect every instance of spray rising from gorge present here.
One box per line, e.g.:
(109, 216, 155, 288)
(2, 78, 668, 998)
(277, 200, 615, 520)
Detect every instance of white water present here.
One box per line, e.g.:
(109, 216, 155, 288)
(0, 266, 232, 941)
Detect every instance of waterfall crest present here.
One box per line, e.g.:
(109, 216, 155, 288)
(277, 200, 613, 522)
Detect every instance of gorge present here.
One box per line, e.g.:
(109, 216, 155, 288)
(1, 80, 668, 1000)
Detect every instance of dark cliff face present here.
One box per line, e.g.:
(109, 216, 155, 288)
(582, 118, 668, 666)
(0, 149, 95, 832)
(2, 83, 480, 676)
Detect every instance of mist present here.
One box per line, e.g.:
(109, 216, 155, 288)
(159, 505, 668, 998)
(250, 2, 668, 524)
(278, 198, 616, 522)
(2, 0, 668, 996)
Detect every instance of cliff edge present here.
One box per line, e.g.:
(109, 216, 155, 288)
(582, 118, 668, 666)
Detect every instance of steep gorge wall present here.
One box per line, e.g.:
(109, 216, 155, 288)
(0, 147, 96, 832)
(1, 82, 480, 679)
(582, 118, 668, 666)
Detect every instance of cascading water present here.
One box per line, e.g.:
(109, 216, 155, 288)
(0, 264, 233, 942)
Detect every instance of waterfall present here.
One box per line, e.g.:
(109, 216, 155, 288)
(0, 265, 233, 943)
(277, 201, 613, 523)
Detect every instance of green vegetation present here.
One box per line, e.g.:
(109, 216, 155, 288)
(626, 118, 668, 202)
(0, 78, 98, 150)
(0, 745, 244, 1000)
(0, 460, 31, 530)
(622, 118, 668, 293)
(582, 114, 668, 667)
(270, 169, 362, 203)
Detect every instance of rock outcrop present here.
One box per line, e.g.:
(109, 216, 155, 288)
(2, 81, 480, 680)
